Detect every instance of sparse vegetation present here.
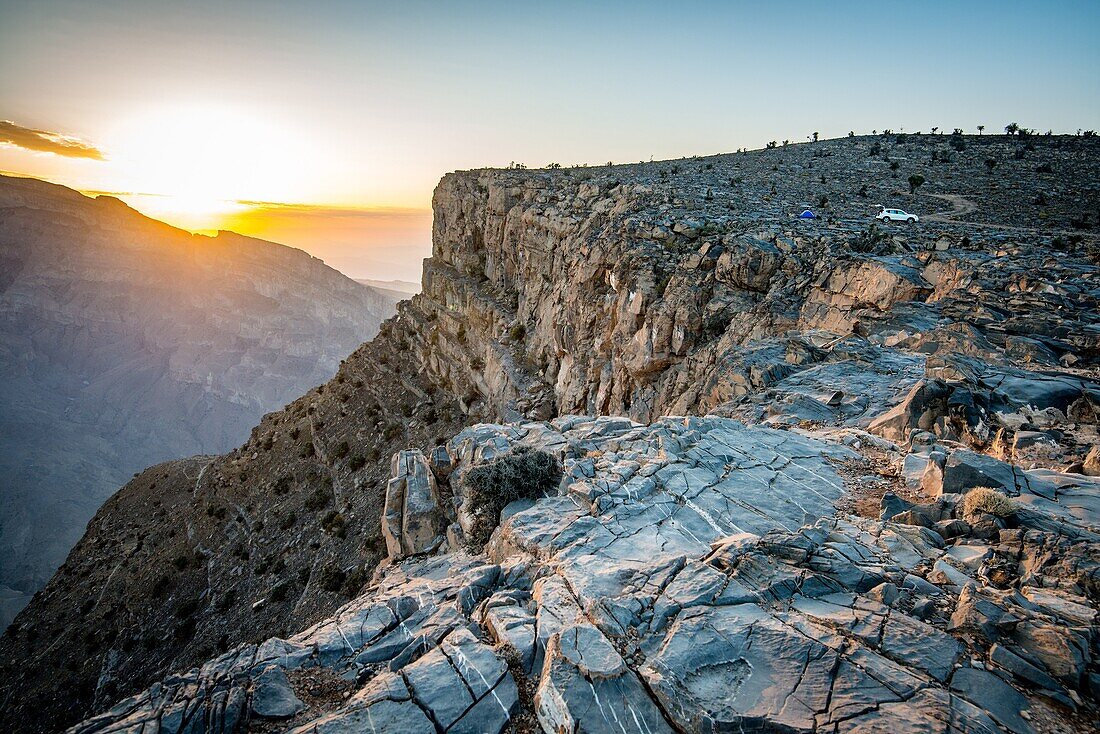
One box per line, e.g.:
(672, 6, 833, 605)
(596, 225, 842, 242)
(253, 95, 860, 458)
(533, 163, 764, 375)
(460, 447, 562, 551)
(962, 487, 1018, 518)
(320, 510, 347, 538)
(304, 487, 331, 512)
(318, 564, 346, 593)
(851, 223, 888, 253)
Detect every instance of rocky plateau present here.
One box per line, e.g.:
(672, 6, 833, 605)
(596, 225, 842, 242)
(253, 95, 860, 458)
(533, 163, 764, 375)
(2, 131, 1099, 733)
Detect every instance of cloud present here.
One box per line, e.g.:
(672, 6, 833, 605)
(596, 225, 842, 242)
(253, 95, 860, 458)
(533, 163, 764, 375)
(0, 120, 104, 160)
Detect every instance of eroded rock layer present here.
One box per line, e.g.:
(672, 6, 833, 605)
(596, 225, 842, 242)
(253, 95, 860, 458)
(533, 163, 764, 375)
(73, 416, 1099, 734)
(4, 134, 1100, 732)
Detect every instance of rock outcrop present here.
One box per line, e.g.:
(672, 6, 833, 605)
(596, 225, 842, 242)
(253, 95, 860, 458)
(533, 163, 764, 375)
(0, 174, 402, 628)
(69, 416, 1100, 734)
(4, 133, 1100, 732)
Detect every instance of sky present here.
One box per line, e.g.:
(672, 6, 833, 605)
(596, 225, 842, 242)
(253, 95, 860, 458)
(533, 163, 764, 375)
(1, 0, 1098, 280)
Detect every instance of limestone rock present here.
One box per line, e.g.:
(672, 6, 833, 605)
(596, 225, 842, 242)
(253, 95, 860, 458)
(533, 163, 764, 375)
(383, 449, 445, 560)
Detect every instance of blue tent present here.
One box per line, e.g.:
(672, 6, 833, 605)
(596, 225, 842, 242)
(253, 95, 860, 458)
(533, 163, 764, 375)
(798, 210, 817, 219)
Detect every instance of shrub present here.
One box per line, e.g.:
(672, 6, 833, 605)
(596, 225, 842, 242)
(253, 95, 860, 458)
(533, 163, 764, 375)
(342, 565, 369, 598)
(321, 511, 346, 538)
(962, 487, 1018, 518)
(304, 487, 331, 512)
(460, 448, 562, 551)
(332, 440, 350, 460)
(270, 581, 291, 602)
(851, 224, 888, 253)
(984, 158, 998, 173)
(151, 574, 173, 598)
(319, 565, 346, 593)
(908, 174, 925, 194)
(175, 598, 201, 619)
(383, 424, 403, 441)
(347, 454, 366, 471)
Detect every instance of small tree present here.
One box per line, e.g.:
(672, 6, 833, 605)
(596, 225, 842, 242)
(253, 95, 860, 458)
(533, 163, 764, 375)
(908, 174, 926, 194)
(813, 131, 819, 142)
(984, 158, 998, 173)
(977, 125, 985, 135)
(889, 161, 900, 172)
(931, 127, 939, 135)
(1005, 122, 1019, 136)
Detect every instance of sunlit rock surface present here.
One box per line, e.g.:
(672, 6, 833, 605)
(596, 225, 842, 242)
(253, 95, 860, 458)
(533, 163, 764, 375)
(72, 415, 1099, 733)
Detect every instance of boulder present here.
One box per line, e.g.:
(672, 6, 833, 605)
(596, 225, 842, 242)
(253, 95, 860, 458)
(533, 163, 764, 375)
(940, 450, 1026, 495)
(536, 624, 672, 734)
(949, 667, 1036, 734)
(1084, 445, 1100, 476)
(382, 449, 445, 560)
(868, 379, 953, 443)
(249, 665, 305, 719)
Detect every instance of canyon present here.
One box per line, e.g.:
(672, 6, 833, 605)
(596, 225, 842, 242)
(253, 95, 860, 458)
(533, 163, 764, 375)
(0, 175, 400, 629)
(2, 132, 1098, 733)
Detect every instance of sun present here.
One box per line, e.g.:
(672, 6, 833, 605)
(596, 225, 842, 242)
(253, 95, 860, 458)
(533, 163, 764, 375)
(105, 103, 318, 230)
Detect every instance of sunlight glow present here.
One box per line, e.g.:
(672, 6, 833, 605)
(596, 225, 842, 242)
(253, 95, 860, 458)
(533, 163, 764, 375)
(104, 103, 321, 229)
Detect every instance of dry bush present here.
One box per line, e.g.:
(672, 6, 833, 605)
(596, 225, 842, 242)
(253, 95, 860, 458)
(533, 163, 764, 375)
(461, 447, 562, 551)
(962, 487, 1019, 518)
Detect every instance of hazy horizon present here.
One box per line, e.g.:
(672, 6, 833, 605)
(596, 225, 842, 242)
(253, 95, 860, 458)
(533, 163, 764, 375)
(2, 0, 1098, 280)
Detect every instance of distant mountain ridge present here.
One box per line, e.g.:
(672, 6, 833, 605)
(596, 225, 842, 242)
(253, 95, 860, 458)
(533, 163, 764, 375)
(0, 174, 400, 627)
(355, 277, 421, 296)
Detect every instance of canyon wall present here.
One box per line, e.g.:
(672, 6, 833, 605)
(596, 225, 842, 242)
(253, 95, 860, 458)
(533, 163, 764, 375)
(2, 134, 1098, 732)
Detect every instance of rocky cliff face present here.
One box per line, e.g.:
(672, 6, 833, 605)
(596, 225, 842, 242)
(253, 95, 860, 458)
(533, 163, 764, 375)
(0, 175, 401, 628)
(3, 134, 1099, 733)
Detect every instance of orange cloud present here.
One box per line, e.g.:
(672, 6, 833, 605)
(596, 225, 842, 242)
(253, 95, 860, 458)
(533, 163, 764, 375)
(0, 120, 104, 160)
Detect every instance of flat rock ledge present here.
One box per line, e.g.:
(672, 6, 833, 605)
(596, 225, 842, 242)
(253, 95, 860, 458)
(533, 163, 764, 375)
(70, 416, 1098, 734)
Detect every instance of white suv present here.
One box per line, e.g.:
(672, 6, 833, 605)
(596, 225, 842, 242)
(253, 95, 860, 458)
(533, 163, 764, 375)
(876, 207, 918, 223)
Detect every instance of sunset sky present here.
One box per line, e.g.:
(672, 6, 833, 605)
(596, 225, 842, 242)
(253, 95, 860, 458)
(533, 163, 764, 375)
(2, 0, 1098, 280)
